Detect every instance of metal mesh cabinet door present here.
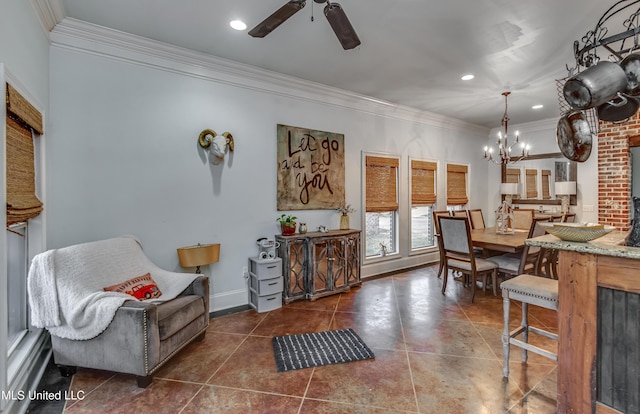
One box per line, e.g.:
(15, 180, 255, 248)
(276, 235, 307, 303)
(346, 231, 361, 287)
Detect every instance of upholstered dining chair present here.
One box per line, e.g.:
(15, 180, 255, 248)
(468, 209, 485, 230)
(512, 209, 535, 230)
(433, 210, 452, 279)
(487, 217, 550, 280)
(537, 213, 574, 278)
(438, 215, 498, 302)
(452, 209, 470, 227)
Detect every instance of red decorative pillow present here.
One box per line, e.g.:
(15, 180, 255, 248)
(103, 273, 162, 300)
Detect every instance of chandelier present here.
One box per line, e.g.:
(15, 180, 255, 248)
(483, 91, 529, 164)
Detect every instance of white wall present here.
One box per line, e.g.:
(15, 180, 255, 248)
(486, 119, 599, 224)
(47, 19, 490, 311)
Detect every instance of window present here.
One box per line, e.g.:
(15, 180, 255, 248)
(7, 224, 28, 354)
(410, 160, 437, 250)
(525, 169, 538, 199)
(446, 163, 468, 209)
(4, 83, 44, 383)
(365, 155, 399, 257)
(506, 167, 521, 199)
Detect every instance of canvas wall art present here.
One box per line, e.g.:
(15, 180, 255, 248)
(276, 124, 345, 210)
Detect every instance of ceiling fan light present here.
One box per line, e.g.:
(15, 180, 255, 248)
(324, 2, 361, 50)
(229, 20, 247, 31)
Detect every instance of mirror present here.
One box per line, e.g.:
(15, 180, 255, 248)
(501, 152, 577, 206)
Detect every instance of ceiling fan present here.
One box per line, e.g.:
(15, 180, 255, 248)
(248, 0, 361, 50)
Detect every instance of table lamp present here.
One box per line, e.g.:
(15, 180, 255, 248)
(501, 183, 519, 207)
(555, 181, 576, 214)
(177, 243, 220, 273)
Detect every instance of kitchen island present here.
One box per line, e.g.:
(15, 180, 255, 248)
(527, 231, 640, 414)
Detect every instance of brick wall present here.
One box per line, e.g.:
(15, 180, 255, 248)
(598, 116, 638, 230)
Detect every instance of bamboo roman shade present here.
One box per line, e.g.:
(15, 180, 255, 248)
(365, 155, 399, 212)
(525, 169, 538, 199)
(506, 168, 521, 199)
(541, 169, 551, 199)
(446, 163, 468, 206)
(411, 160, 437, 205)
(6, 83, 43, 225)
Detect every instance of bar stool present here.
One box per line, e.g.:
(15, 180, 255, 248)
(500, 274, 558, 377)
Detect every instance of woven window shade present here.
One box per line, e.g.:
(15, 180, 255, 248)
(525, 169, 538, 199)
(6, 83, 43, 225)
(366, 155, 399, 212)
(506, 168, 520, 183)
(506, 168, 521, 199)
(411, 160, 437, 205)
(446, 164, 468, 206)
(541, 170, 551, 200)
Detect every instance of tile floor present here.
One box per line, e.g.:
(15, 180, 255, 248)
(55, 265, 558, 413)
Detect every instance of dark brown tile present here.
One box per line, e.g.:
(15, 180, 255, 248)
(409, 352, 524, 414)
(305, 348, 418, 412)
(330, 310, 404, 351)
(403, 317, 495, 358)
(336, 279, 397, 314)
(182, 385, 302, 414)
(284, 294, 341, 312)
(300, 398, 415, 413)
(63, 377, 200, 414)
(207, 335, 313, 396)
(154, 332, 246, 383)
(474, 322, 558, 366)
(207, 309, 267, 334)
(251, 307, 334, 337)
(507, 366, 558, 413)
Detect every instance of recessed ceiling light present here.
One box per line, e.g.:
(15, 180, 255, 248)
(229, 20, 247, 31)
(532, 104, 544, 109)
(461, 74, 474, 81)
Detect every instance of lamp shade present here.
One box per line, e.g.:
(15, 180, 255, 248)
(177, 243, 220, 268)
(555, 181, 577, 195)
(500, 183, 519, 195)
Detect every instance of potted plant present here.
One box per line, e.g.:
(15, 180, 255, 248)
(335, 203, 356, 230)
(277, 213, 297, 236)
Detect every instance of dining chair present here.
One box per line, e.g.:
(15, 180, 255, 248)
(562, 213, 576, 223)
(468, 209, 485, 230)
(512, 209, 535, 230)
(433, 210, 452, 279)
(486, 217, 550, 280)
(438, 215, 498, 302)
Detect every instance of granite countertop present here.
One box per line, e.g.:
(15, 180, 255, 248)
(526, 230, 640, 260)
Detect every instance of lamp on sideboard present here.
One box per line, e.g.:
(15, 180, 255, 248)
(555, 181, 576, 215)
(177, 243, 220, 273)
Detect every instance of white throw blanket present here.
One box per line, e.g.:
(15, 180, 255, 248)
(27, 236, 200, 341)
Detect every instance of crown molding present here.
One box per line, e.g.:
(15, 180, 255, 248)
(30, 0, 65, 34)
(50, 18, 488, 135)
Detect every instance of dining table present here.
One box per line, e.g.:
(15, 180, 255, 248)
(470, 227, 530, 254)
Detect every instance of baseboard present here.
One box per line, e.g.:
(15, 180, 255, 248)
(209, 288, 248, 312)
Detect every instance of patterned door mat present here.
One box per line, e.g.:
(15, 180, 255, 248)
(272, 328, 375, 372)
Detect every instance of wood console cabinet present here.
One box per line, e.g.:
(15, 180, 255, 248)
(276, 229, 361, 303)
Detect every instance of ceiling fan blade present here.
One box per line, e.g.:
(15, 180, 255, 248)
(323, 2, 360, 50)
(248, 0, 306, 38)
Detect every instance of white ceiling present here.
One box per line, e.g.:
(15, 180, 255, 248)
(58, 0, 612, 128)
